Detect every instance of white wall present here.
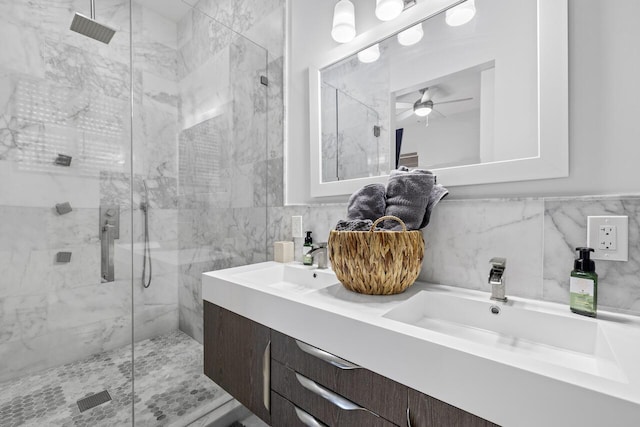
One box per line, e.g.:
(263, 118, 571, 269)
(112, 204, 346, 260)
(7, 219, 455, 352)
(287, 0, 640, 203)
(401, 109, 480, 169)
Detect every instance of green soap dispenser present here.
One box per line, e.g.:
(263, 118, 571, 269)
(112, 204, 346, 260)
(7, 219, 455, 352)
(303, 231, 313, 265)
(570, 247, 598, 317)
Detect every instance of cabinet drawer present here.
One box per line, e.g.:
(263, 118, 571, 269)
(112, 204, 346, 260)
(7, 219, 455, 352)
(272, 360, 397, 427)
(408, 388, 500, 427)
(271, 330, 406, 425)
(272, 391, 328, 427)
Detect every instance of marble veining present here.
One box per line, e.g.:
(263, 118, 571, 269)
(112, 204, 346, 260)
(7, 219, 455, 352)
(44, 39, 130, 101)
(544, 197, 640, 314)
(268, 195, 640, 317)
(421, 198, 545, 299)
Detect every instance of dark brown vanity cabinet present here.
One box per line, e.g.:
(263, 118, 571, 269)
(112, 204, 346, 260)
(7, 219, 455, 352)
(407, 388, 499, 427)
(203, 301, 271, 424)
(204, 301, 499, 427)
(270, 330, 406, 426)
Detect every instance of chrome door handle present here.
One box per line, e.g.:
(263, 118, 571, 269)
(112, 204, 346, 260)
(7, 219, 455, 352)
(101, 224, 115, 282)
(295, 340, 361, 370)
(263, 340, 271, 411)
(295, 373, 377, 416)
(294, 406, 327, 427)
(407, 407, 412, 427)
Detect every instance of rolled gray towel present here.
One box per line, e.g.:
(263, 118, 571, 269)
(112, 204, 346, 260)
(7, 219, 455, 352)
(346, 183, 386, 221)
(335, 219, 380, 231)
(420, 184, 449, 229)
(384, 167, 435, 230)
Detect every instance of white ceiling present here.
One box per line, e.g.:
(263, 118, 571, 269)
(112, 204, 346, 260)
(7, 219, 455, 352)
(135, 0, 192, 22)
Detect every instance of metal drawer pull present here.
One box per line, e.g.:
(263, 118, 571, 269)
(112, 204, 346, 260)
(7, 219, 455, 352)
(295, 340, 361, 370)
(407, 407, 412, 427)
(295, 373, 378, 416)
(263, 340, 271, 411)
(294, 406, 328, 427)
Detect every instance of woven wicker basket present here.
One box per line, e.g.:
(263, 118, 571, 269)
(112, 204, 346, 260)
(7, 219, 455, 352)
(328, 216, 425, 295)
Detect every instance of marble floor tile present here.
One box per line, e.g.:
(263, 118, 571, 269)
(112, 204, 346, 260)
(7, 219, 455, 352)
(0, 330, 232, 427)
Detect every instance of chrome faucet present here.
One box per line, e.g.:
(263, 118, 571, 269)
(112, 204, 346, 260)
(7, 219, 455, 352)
(488, 257, 507, 302)
(307, 242, 328, 269)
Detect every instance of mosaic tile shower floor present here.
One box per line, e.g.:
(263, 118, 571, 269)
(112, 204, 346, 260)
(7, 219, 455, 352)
(0, 331, 232, 427)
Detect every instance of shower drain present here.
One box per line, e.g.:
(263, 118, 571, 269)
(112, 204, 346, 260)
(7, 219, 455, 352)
(77, 390, 112, 413)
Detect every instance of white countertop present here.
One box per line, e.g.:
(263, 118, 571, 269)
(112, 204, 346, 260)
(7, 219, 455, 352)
(202, 261, 640, 427)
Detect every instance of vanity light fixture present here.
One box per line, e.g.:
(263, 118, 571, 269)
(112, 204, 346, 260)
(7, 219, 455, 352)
(445, 0, 476, 27)
(413, 99, 433, 116)
(375, 0, 404, 21)
(331, 0, 356, 43)
(357, 44, 381, 63)
(397, 23, 423, 46)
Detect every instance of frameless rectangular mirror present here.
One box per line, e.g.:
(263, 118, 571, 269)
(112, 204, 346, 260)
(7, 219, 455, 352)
(309, 0, 567, 197)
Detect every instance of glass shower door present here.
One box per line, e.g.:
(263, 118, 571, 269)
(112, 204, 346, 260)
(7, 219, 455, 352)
(0, 0, 135, 425)
(130, 3, 269, 426)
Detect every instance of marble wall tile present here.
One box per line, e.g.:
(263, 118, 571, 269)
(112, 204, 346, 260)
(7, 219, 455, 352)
(264, 157, 284, 208)
(134, 39, 178, 82)
(218, 207, 268, 265)
(133, 304, 178, 342)
(177, 11, 236, 79)
(278, 195, 640, 317)
(420, 199, 544, 299)
(0, 208, 102, 299)
(44, 39, 130, 100)
(178, 48, 231, 129)
(266, 204, 346, 260)
(189, 0, 284, 42)
(0, 22, 45, 77)
(0, 314, 132, 383)
(543, 196, 640, 314)
(46, 283, 131, 331)
(0, 294, 48, 345)
(0, 207, 49, 251)
(267, 56, 284, 161)
(242, 5, 286, 60)
(178, 267, 205, 343)
(177, 7, 194, 49)
(140, 5, 179, 50)
(142, 71, 179, 113)
(133, 106, 179, 178)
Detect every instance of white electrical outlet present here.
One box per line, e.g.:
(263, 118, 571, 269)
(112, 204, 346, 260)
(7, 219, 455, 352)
(598, 225, 616, 250)
(587, 216, 628, 261)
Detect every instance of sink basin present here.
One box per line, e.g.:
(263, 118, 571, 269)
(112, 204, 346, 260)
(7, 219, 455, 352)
(383, 290, 625, 381)
(233, 263, 339, 293)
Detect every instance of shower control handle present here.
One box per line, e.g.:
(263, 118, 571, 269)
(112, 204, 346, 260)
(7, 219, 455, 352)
(100, 205, 120, 283)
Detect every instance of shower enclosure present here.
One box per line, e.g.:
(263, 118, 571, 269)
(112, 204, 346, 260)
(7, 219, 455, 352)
(0, 0, 279, 425)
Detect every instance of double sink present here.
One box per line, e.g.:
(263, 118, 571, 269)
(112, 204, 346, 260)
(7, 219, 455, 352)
(202, 261, 640, 425)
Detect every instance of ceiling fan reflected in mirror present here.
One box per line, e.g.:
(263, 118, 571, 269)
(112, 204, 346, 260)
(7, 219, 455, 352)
(395, 87, 473, 123)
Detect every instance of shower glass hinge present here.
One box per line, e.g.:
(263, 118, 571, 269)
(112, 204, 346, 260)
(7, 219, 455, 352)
(260, 75, 269, 86)
(373, 125, 381, 137)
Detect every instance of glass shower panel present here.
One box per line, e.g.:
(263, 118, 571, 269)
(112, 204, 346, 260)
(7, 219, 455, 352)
(337, 89, 383, 180)
(0, 0, 134, 425)
(131, 3, 269, 425)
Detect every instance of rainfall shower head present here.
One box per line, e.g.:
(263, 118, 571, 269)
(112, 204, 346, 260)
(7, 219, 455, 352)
(70, 0, 116, 44)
